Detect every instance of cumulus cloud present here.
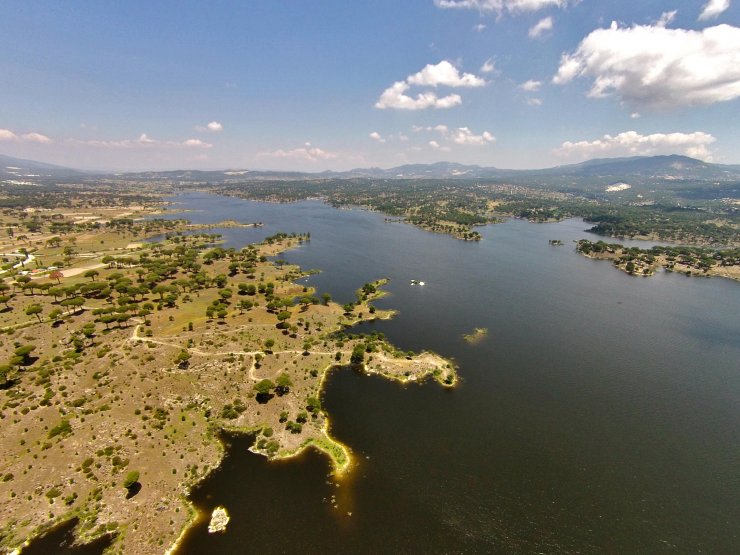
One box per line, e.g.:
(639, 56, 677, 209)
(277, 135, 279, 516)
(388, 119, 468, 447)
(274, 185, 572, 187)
(529, 16, 553, 38)
(369, 131, 386, 143)
(415, 124, 496, 146)
(555, 130, 716, 161)
(258, 142, 337, 162)
(196, 121, 223, 132)
(375, 61, 484, 110)
(407, 60, 486, 88)
(375, 81, 462, 110)
(449, 127, 496, 145)
(553, 22, 740, 108)
(519, 79, 542, 91)
(0, 129, 53, 143)
(434, 0, 568, 15)
(699, 0, 730, 21)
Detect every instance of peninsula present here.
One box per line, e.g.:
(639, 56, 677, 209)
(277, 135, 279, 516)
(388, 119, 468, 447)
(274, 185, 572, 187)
(0, 198, 456, 554)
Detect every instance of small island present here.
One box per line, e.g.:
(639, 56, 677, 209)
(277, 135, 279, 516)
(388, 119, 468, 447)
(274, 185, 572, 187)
(207, 506, 230, 534)
(463, 327, 488, 344)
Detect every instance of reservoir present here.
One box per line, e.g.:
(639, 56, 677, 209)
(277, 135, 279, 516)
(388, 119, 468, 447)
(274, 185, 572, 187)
(119, 193, 740, 552)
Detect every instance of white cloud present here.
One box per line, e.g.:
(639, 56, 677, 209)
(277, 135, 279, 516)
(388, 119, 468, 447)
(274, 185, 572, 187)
(259, 142, 337, 162)
(555, 130, 716, 161)
(417, 124, 496, 146)
(519, 79, 542, 91)
(369, 131, 386, 143)
(398, 133, 410, 142)
(449, 127, 496, 145)
(529, 16, 553, 38)
(407, 60, 486, 88)
(553, 22, 740, 108)
(196, 121, 224, 132)
(71, 134, 211, 149)
(0, 129, 52, 143)
(434, 0, 568, 15)
(630, 112, 641, 119)
(480, 58, 496, 73)
(473, 23, 487, 32)
(699, 0, 730, 21)
(183, 138, 212, 148)
(376, 61, 484, 110)
(0, 129, 19, 141)
(21, 132, 52, 143)
(375, 81, 462, 110)
(429, 140, 451, 152)
(656, 10, 677, 27)
(526, 98, 543, 105)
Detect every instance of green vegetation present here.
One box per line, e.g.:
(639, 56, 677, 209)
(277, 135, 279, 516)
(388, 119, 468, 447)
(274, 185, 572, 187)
(122, 471, 140, 489)
(576, 239, 740, 279)
(204, 177, 737, 247)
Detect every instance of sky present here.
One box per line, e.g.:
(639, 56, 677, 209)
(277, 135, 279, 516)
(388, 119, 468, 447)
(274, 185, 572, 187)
(1, 0, 739, 172)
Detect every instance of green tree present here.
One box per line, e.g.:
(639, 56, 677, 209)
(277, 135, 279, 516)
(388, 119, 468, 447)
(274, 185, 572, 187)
(122, 470, 140, 489)
(350, 344, 365, 365)
(275, 373, 292, 395)
(25, 304, 43, 322)
(13, 345, 36, 367)
(175, 350, 191, 369)
(254, 379, 275, 403)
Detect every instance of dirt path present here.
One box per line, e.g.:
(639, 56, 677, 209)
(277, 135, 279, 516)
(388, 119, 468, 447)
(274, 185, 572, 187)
(60, 262, 106, 277)
(127, 324, 339, 380)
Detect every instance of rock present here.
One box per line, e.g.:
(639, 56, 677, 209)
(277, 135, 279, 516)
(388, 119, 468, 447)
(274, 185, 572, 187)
(208, 506, 230, 533)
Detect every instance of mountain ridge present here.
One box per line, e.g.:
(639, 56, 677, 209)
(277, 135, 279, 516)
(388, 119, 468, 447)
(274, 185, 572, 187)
(2, 153, 740, 183)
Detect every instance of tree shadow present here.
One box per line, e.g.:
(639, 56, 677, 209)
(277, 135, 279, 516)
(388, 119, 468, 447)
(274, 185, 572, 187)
(256, 392, 274, 404)
(125, 482, 142, 499)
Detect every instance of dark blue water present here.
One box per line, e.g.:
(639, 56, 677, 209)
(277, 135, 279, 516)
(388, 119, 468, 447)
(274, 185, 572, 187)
(157, 192, 740, 554)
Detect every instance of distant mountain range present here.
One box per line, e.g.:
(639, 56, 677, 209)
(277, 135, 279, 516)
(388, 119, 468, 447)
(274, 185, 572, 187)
(3, 152, 740, 184)
(0, 153, 88, 180)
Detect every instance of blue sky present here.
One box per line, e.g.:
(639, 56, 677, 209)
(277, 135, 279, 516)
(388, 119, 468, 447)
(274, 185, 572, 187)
(1, 0, 739, 171)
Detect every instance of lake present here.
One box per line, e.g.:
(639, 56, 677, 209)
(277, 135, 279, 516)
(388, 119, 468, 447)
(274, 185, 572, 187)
(33, 191, 739, 553)
(173, 193, 739, 554)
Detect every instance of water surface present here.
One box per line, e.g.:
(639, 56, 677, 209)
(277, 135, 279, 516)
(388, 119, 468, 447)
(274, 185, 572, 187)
(162, 193, 740, 554)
